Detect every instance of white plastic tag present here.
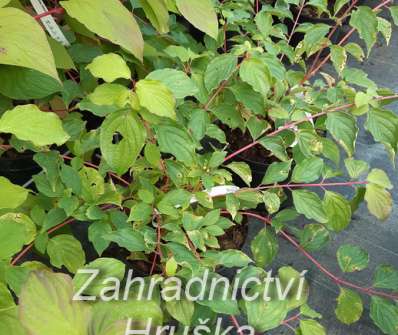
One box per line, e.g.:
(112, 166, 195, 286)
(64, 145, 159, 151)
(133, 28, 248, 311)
(30, 0, 70, 47)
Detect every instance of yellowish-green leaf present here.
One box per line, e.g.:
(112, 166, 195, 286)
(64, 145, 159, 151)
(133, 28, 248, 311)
(0, 177, 28, 209)
(0, 105, 69, 146)
(335, 288, 363, 325)
(87, 83, 130, 107)
(367, 168, 393, 190)
(136, 79, 176, 119)
(0, 7, 59, 81)
(0, 0, 10, 7)
(60, 0, 144, 61)
(140, 0, 169, 34)
(86, 53, 131, 83)
(19, 271, 92, 335)
(365, 183, 392, 221)
(176, 0, 218, 39)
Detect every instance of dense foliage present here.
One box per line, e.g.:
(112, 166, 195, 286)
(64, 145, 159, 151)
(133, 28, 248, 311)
(0, 0, 398, 334)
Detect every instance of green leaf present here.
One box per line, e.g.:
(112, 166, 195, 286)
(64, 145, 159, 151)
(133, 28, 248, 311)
(378, 17, 392, 45)
(140, 0, 169, 34)
(146, 69, 198, 99)
(292, 190, 328, 223)
(229, 82, 265, 116)
(335, 288, 363, 325)
(61, 0, 144, 61)
(100, 110, 146, 175)
(239, 57, 271, 96)
(0, 66, 62, 100)
(344, 158, 369, 179)
(344, 43, 365, 62)
(342, 68, 376, 89)
(73, 258, 125, 296)
(0, 7, 59, 81)
(299, 224, 330, 251)
(263, 191, 280, 214)
(255, 11, 273, 38)
(390, 6, 398, 26)
(47, 37, 75, 70)
(330, 45, 347, 75)
(337, 244, 369, 273)
(210, 101, 244, 129)
(350, 6, 378, 55)
(370, 297, 398, 335)
(215, 250, 252, 268)
(292, 157, 324, 183)
(0, 105, 69, 146)
(262, 160, 292, 184)
(365, 183, 392, 221)
(226, 162, 252, 186)
(103, 228, 146, 252)
(204, 54, 238, 93)
(47, 235, 86, 273)
(246, 297, 288, 332)
(175, 0, 218, 39)
(136, 79, 176, 119)
(86, 53, 131, 83)
(165, 298, 194, 326)
(373, 265, 398, 291)
(334, 0, 350, 15)
(323, 191, 351, 232)
(19, 271, 91, 335)
(366, 108, 398, 157)
(0, 177, 28, 209)
(157, 124, 196, 165)
(367, 169, 393, 190)
(300, 319, 326, 335)
(326, 112, 358, 156)
(250, 228, 279, 268)
(0, 216, 29, 260)
(259, 136, 289, 161)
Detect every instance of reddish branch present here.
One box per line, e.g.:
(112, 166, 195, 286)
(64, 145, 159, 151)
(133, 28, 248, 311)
(280, 0, 306, 62)
(33, 7, 65, 20)
(11, 204, 115, 266)
(236, 211, 398, 301)
(224, 94, 398, 163)
(307, 0, 359, 76)
(303, 0, 393, 82)
(229, 315, 244, 335)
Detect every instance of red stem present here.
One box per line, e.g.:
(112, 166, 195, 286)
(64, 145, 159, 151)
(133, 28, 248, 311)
(282, 313, 301, 325)
(224, 94, 398, 163)
(304, 0, 393, 81)
(307, 0, 359, 75)
(34, 7, 65, 20)
(229, 315, 244, 335)
(280, 0, 305, 62)
(235, 211, 398, 301)
(11, 205, 114, 266)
